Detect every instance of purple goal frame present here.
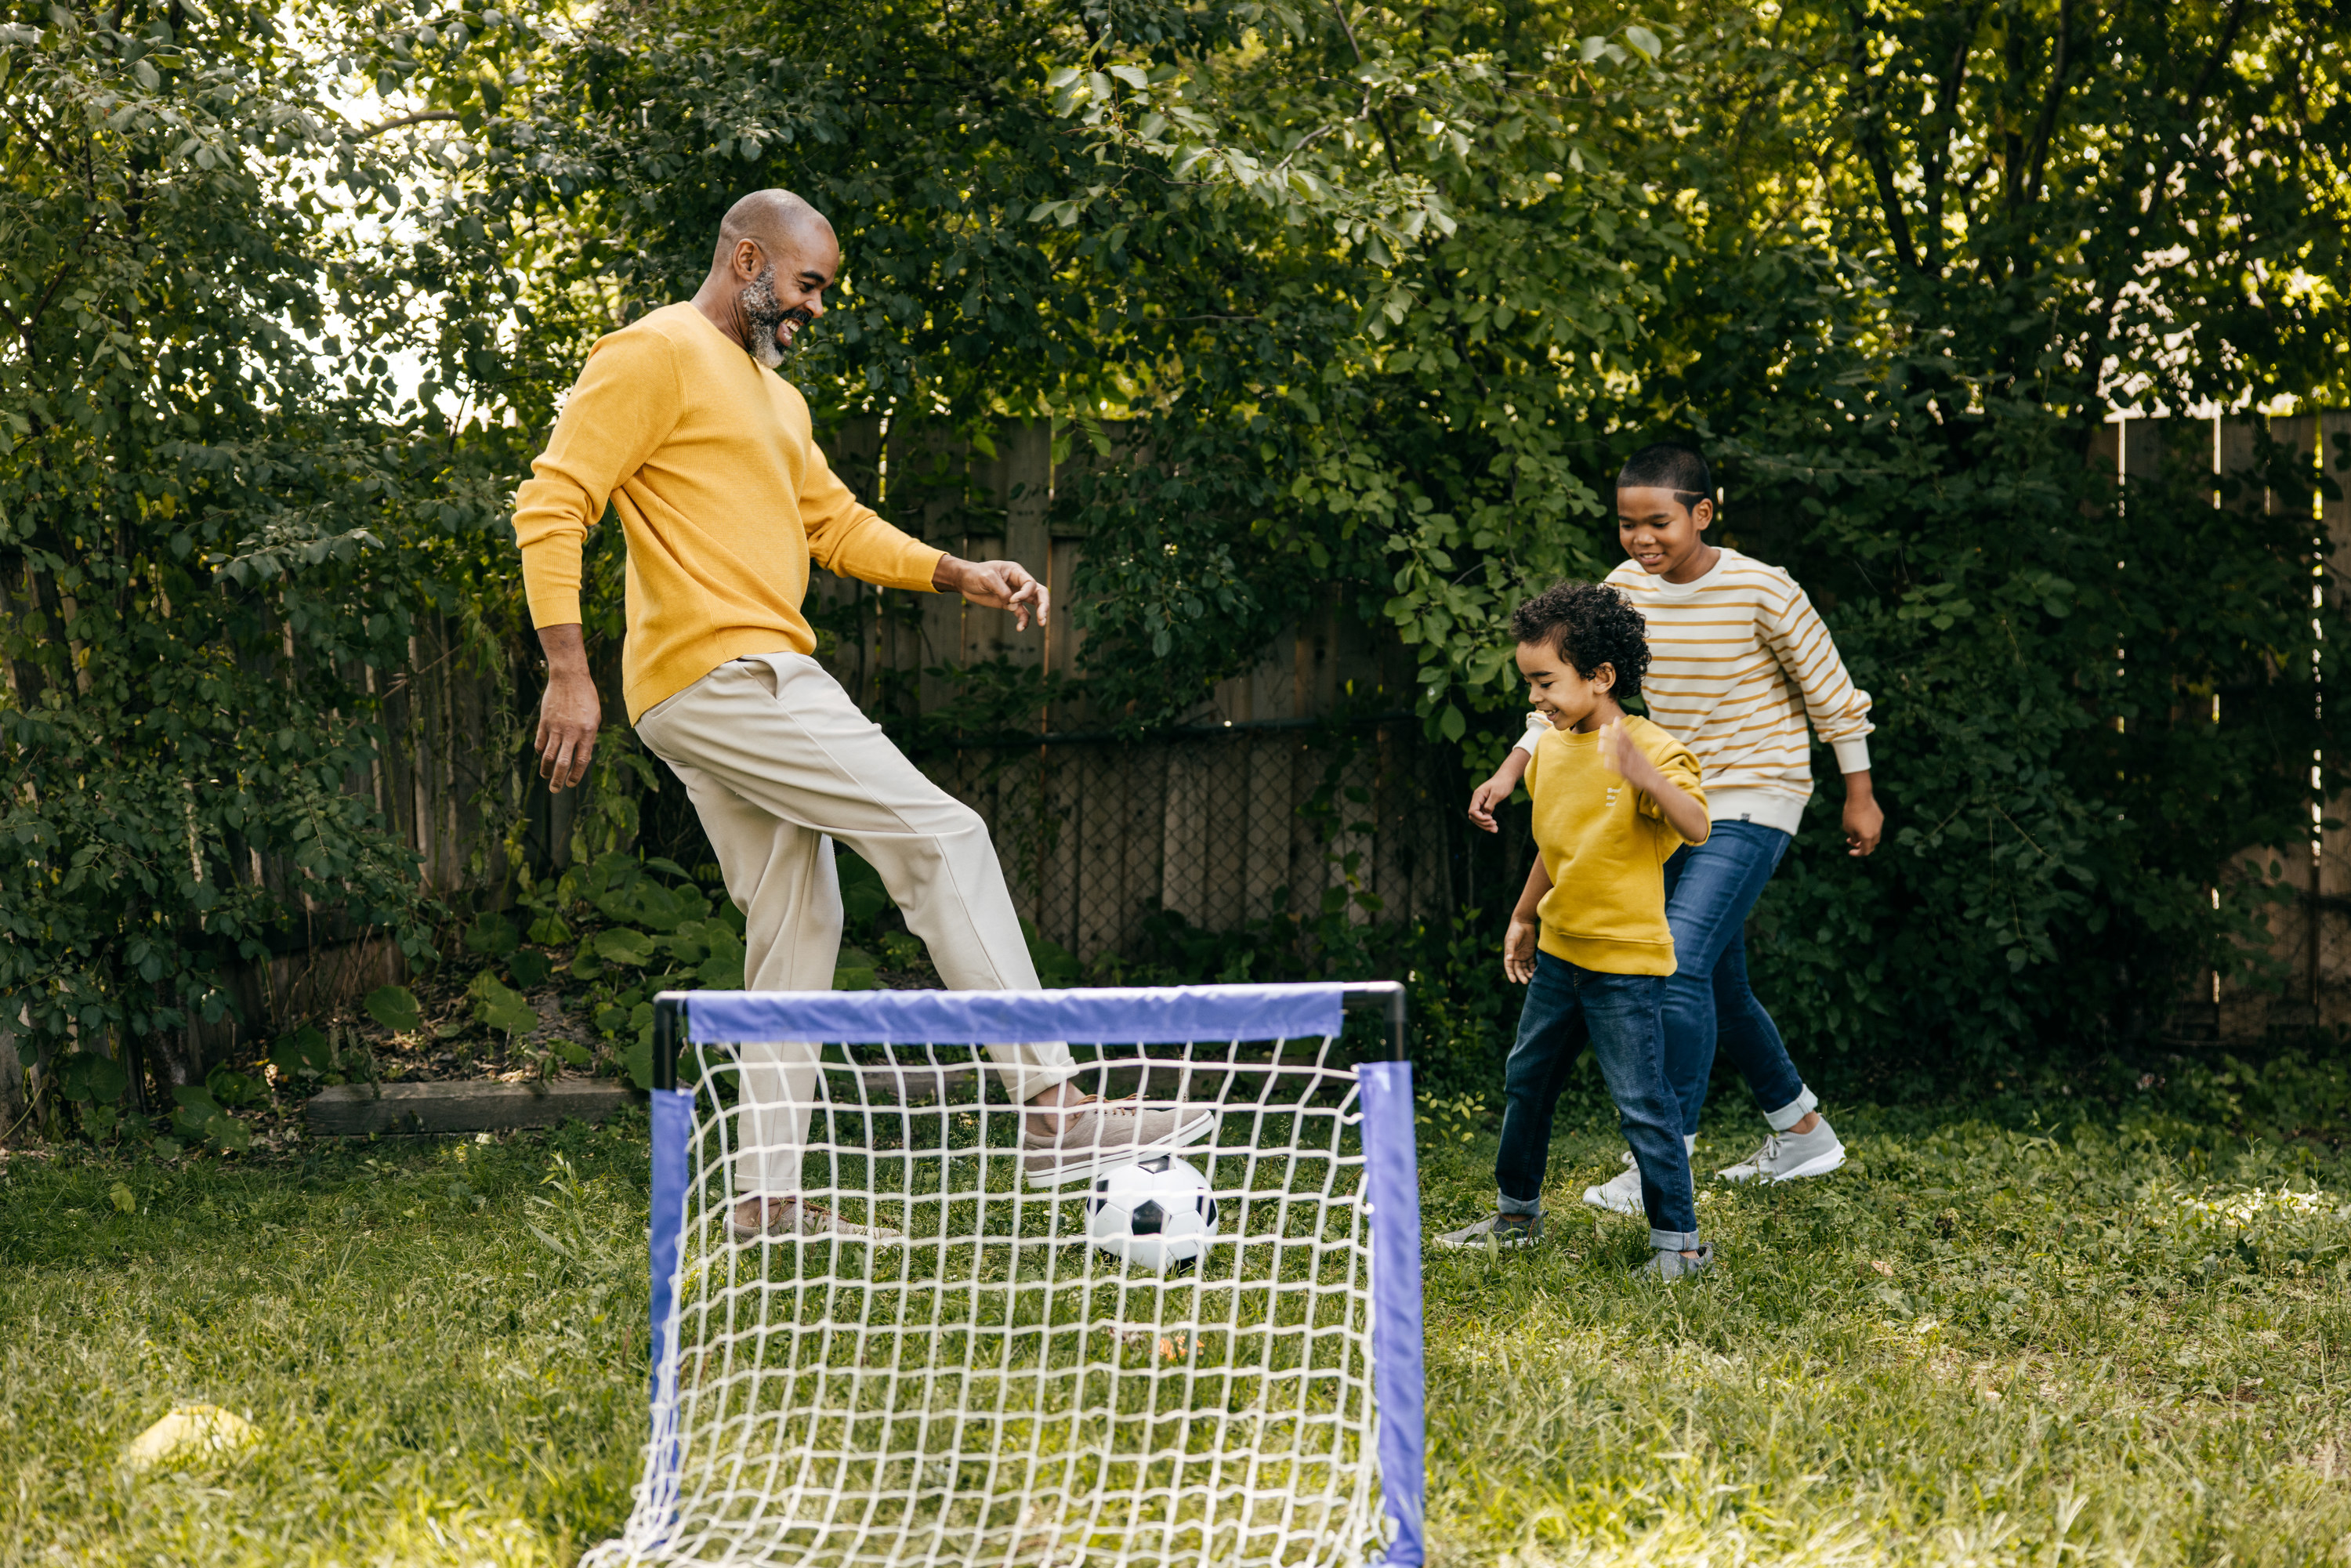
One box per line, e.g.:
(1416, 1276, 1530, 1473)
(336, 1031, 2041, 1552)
(637, 981, 1425, 1566)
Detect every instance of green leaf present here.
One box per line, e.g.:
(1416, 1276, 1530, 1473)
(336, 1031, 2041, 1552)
(594, 927, 657, 965)
(1623, 24, 1661, 60)
(697, 954, 746, 989)
(364, 984, 422, 1034)
(204, 1113, 252, 1153)
(598, 881, 690, 932)
(623, 1037, 655, 1091)
(475, 977, 539, 1037)
(92, 1057, 121, 1103)
(205, 1066, 262, 1109)
(838, 851, 892, 925)
(1023, 918, 1084, 987)
(508, 949, 553, 990)
(465, 913, 520, 958)
(110, 1182, 136, 1214)
(172, 1086, 224, 1139)
(272, 1027, 335, 1077)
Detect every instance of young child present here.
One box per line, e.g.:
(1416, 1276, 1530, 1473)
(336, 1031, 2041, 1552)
(1438, 581, 1715, 1280)
(1469, 442, 1875, 1215)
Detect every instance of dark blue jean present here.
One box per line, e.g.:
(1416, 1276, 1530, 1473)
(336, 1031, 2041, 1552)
(1494, 953, 1698, 1248)
(1659, 820, 1810, 1139)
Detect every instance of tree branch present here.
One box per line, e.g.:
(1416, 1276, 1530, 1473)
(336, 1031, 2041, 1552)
(354, 110, 459, 139)
(1842, 2, 1920, 273)
(1327, 2, 1404, 183)
(2018, 0, 2086, 210)
(1921, 2, 1991, 274)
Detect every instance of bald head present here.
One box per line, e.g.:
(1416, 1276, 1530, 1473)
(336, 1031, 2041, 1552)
(714, 189, 835, 267)
(695, 189, 841, 367)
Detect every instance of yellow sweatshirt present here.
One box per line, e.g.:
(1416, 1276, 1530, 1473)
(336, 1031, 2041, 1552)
(1521, 716, 1707, 976)
(512, 302, 947, 721)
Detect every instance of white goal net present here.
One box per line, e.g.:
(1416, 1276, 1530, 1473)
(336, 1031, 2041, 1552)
(581, 983, 1425, 1568)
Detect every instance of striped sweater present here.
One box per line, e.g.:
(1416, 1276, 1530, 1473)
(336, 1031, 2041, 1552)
(1516, 549, 1874, 835)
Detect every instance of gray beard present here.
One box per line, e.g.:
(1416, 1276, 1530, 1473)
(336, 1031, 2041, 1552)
(737, 265, 792, 368)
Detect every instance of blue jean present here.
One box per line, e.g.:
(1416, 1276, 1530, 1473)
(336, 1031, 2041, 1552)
(1494, 953, 1698, 1249)
(1658, 820, 1813, 1139)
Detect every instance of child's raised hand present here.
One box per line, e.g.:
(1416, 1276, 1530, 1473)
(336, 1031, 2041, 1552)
(1597, 719, 1628, 777)
(1598, 719, 1658, 791)
(1467, 777, 1508, 834)
(1502, 915, 1539, 984)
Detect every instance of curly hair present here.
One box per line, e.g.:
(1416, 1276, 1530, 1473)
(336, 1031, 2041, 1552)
(1509, 581, 1650, 702)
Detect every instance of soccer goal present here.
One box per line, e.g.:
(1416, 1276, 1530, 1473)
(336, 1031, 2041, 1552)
(581, 982, 1425, 1568)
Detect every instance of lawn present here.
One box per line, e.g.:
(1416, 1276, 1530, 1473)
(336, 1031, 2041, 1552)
(2, 1058, 2346, 1567)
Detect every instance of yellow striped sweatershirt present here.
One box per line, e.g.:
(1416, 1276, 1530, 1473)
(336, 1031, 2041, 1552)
(1609, 548, 1873, 832)
(1515, 549, 1875, 835)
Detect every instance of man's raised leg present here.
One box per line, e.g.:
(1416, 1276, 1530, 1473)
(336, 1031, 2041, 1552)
(637, 653, 1208, 1193)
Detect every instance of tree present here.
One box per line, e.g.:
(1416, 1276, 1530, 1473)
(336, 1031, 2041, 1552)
(1627, 0, 2351, 1068)
(0, 0, 515, 1126)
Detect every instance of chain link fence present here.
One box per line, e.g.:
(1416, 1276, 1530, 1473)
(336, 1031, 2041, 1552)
(905, 719, 1500, 969)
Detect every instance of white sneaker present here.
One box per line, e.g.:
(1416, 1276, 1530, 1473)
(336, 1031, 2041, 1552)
(1581, 1135, 1698, 1215)
(1717, 1118, 1846, 1184)
(729, 1196, 903, 1244)
(1020, 1095, 1215, 1186)
(1581, 1154, 1643, 1216)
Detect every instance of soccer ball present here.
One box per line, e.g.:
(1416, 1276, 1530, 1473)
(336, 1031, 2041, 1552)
(1087, 1154, 1219, 1273)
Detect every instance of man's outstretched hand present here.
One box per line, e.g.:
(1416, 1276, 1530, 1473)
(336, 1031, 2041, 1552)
(936, 555, 1050, 631)
(534, 624, 601, 792)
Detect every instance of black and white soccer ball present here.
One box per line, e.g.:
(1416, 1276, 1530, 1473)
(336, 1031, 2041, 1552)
(1086, 1154, 1219, 1273)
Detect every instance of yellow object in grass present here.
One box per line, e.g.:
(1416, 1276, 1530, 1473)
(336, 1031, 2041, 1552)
(121, 1404, 257, 1468)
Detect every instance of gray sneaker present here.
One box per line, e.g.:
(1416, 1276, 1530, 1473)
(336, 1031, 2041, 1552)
(1637, 1243, 1716, 1282)
(729, 1197, 903, 1244)
(1717, 1118, 1846, 1184)
(1021, 1096, 1215, 1186)
(1433, 1211, 1542, 1251)
(1581, 1154, 1643, 1216)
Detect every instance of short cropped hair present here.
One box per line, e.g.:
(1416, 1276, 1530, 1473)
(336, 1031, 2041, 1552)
(1617, 442, 1712, 506)
(1510, 581, 1650, 702)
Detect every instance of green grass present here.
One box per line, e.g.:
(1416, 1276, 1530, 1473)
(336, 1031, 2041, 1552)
(3, 1058, 2348, 1566)
(0, 1119, 650, 1567)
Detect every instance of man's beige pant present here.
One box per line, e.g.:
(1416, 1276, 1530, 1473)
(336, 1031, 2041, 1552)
(635, 653, 1078, 1194)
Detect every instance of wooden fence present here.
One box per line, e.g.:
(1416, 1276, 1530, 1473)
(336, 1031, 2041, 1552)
(2096, 410, 2351, 1041)
(22, 408, 2344, 1064)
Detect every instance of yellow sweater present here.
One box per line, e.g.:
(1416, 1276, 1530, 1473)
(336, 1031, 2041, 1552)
(513, 302, 947, 721)
(1521, 716, 1707, 976)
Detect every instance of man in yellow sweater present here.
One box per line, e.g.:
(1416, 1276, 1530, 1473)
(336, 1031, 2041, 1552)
(1436, 581, 1715, 1280)
(516, 190, 1207, 1242)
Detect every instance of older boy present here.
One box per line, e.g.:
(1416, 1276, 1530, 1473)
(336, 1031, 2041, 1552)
(1438, 582, 1715, 1280)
